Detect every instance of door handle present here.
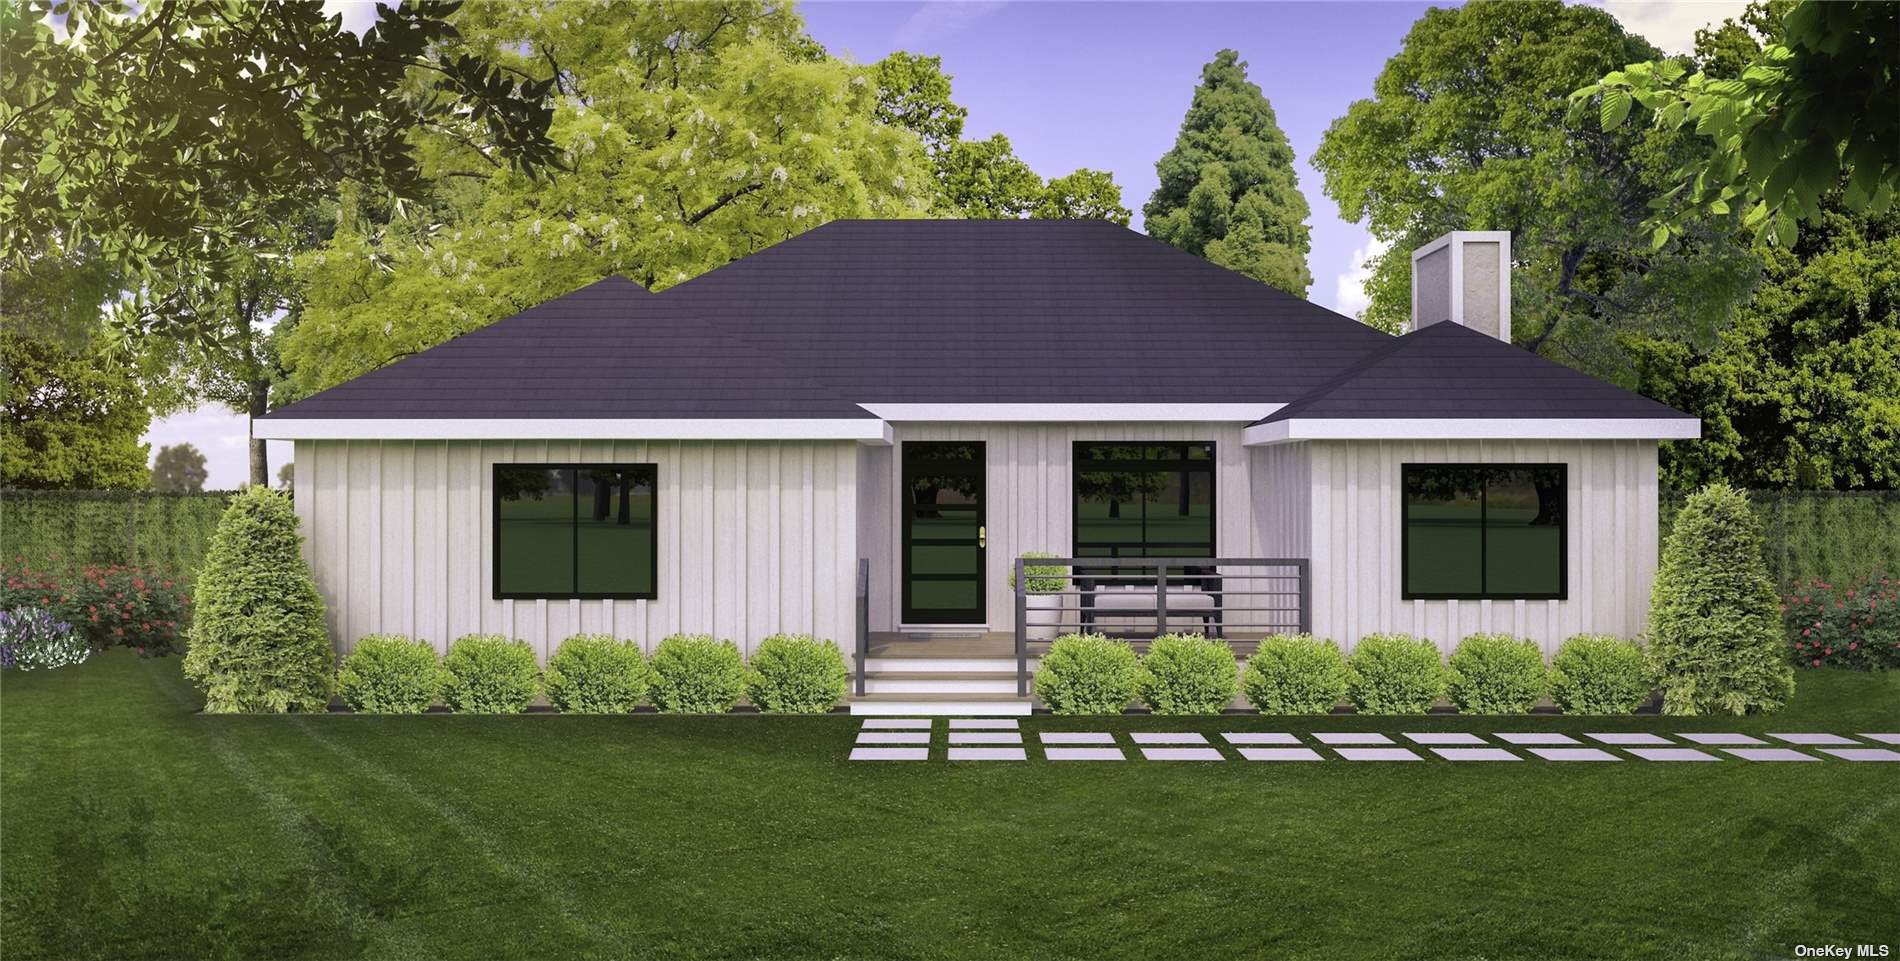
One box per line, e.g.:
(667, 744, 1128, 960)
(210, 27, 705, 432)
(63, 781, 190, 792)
(978, 526, 987, 549)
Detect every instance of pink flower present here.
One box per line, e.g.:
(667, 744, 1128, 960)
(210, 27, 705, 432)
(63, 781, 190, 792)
(1849, 642, 1858, 651)
(1812, 659, 1822, 667)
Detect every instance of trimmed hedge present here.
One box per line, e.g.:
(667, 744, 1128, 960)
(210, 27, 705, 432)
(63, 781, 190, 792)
(1134, 633, 1239, 715)
(745, 634, 848, 714)
(1008, 552, 1068, 594)
(337, 634, 444, 714)
(1550, 634, 1651, 715)
(649, 633, 746, 714)
(545, 634, 650, 714)
(1445, 633, 1549, 714)
(1033, 633, 1138, 714)
(440, 634, 541, 714)
(1345, 633, 1446, 714)
(1240, 633, 1347, 715)
(182, 487, 334, 713)
(1649, 483, 1794, 715)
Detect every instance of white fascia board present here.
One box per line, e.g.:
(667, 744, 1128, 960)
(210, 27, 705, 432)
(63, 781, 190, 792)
(254, 418, 895, 444)
(857, 403, 1282, 422)
(1242, 417, 1702, 446)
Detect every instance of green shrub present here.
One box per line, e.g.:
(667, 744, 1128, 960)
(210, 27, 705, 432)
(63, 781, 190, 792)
(1648, 483, 1796, 715)
(1240, 633, 1347, 715)
(440, 634, 540, 713)
(182, 487, 334, 713)
(1134, 633, 1239, 714)
(1033, 633, 1138, 714)
(2, 607, 90, 670)
(1445, 633, 1548, 714)
(544, 634, 650, 714)
(336, 634, 443, 714)
(1550, 634, 1652, 714)
(1008, 552, 1067, 594)
(1784, 574, 1900, 671)
(744, 634, 848, 714)
(1345, 633, 1446, 714)
(649, 633, 746, 714)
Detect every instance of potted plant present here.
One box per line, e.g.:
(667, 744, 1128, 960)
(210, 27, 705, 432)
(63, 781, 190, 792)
(1011, 552, 1069, 641)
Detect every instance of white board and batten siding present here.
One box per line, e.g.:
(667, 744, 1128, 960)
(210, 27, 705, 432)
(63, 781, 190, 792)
(1305, 439, 1660, 656)
(294, 439, 859, 662)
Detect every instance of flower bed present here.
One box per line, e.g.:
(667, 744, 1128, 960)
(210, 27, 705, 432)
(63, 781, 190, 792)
(0, 559, 190, 655)
(1784, 573, 1899, 670)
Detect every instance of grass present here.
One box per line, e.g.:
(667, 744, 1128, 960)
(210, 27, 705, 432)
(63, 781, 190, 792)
(4, 651, 1897, 961)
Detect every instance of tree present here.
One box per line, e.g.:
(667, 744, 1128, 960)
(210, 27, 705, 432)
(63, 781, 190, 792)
(1, 0, 559, 329)
(183, 487, 334, 713)
(1647, 483, 1794, 715)
(873, 51, 967, 154)
(934, 133, 1046, 218)
(151, 443, 208, 493)
(0, 327, 150, 490)
(1312, 1, 1758, 379)
(281, 2, 934, 396)
(1034, 169, 1132, 225)
(1574, 1, 1898, 249)
(1145, 50, 1312, 296)
(277, 462, 295, 492)
(1625, 202, 1900, 490)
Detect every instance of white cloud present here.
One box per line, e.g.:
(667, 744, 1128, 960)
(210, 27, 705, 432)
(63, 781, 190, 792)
(1584, 0, 1752, 56)
(1333, 234, 1390, 320)
(893, 1, 1006, 48)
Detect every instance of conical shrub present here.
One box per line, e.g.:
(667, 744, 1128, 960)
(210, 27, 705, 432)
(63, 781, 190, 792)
(1647, 483, 1793, 715)
(183, 487, 334, 712)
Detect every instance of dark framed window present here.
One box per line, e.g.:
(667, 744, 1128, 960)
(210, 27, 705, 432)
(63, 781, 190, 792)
(1073, 443, 1215, 570)
(493, 464, 657, 599)
(1402, 464, 1566, 600)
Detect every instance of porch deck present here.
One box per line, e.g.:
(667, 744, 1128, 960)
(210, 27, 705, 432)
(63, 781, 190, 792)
(867, 632, 1271, 660)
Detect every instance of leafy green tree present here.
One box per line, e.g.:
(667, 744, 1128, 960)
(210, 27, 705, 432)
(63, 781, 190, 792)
(1626, 202, 1900, 490)
(873, 51, 968, 154)
(1574, 1, 1898, 248)
(1, 0, 559, 332)
(1145, 50, 1312, 296)
(151, 443, 208, 493)
(933, 133, 1046, 218)
(1312, 1, 1757, 375)
(183, 487, 334, 713)
(1034, 169, 1132, 225)
(277, 462, 294, 492)
(282, 1, 934, 396)
(1, 326, 150, 490)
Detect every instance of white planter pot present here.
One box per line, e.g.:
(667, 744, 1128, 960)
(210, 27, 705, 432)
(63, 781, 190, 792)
(1024, 592, 1065, 641)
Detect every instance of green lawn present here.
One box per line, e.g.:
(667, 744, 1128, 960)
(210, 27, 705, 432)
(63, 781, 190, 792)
(4, 652, 1897, 961)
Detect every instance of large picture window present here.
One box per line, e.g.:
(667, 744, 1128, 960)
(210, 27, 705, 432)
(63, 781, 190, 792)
(1073, 443, 1215, 565)
(1402, 464, 1566, 600)
(493, 464, 657, 599)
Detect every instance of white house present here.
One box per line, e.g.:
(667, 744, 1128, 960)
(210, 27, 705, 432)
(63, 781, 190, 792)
(255, 220, 1697, 714)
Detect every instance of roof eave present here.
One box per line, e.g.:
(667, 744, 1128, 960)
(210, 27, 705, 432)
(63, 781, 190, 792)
(1241, 416, 1703, 446)
(254, 417, 894, 445)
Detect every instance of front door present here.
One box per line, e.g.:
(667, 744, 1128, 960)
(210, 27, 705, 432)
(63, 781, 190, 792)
(901, 442, 986, 624)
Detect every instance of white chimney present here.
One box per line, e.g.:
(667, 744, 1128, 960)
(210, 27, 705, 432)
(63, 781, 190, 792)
(1410, 231, 1510, 341)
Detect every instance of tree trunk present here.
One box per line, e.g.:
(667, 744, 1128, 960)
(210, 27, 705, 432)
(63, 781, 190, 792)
(247, 379, 270, 488)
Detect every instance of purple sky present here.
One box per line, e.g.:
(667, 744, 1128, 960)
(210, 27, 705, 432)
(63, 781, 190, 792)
(160, 0, 1743, 488)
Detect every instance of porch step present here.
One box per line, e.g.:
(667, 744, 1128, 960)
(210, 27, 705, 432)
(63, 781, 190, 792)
(863, 671, 1021, 695)
(864, 656, 1037, 674)
(848, 693, 1036, 717)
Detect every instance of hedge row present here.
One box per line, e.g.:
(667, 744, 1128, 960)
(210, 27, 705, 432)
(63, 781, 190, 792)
(335, 632, 850, 714)
(0, 490, 233, 578)
(1659, 490, 1900, 590)
(1033, 631, 1654, 716)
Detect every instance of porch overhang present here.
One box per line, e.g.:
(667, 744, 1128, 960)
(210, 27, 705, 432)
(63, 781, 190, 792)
(1241, 416, 1702, 446)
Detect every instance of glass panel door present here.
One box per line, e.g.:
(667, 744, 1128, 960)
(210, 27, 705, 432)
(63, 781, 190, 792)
(902, 442, 986, 624)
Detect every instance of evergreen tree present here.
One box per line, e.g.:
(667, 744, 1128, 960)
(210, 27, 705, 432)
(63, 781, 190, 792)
(183, 487, 334, 713)
(152, 444, 209, 493)
(1145, 50, 1312, 296)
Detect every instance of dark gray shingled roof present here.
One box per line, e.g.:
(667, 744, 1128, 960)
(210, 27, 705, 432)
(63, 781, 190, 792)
(1256, 321, 1689, 423)
(265, 276, 870, 419)
(263, 219, 1691, 422)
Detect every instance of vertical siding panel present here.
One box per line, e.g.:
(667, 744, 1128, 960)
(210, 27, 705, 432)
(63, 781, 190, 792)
(412, 442, 445, 645)
(379, 441, 413, 638)
(309, 442, 342, 650)
(344, 441, 375, 648)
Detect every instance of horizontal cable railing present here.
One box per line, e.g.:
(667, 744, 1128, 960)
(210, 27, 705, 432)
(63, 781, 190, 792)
(1012, 556, 1311, 696)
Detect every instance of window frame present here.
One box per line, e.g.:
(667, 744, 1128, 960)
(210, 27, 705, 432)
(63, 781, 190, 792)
(491, 463, 659, 601)
(1070, 442, 1218, 563)
(1400, 462, 1568, 601)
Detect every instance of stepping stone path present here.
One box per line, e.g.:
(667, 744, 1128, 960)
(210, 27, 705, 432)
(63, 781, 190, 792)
(860, 719, 933, 729)
(1140, 747, 1224, 761)
(949, 747, 1027, 761)
(1859, 734, 1900, 745)
(1131, 732, 1208, 745)
(1314, 733, 1393, 745)
(1587, 733, 1673, 746)
(1819, 748, 1900, 762)
(949, 719, 1019, 730)
(857, 731, 929, 745)
(949, 732, 1022, 745)
(1335, 747, 1421, 761)
(1045, 747, 1126, 761)
(1528, 748, 1620, 762)
(1239, 747, 1324, 761)
(1770, 733, 1859, 745)
(1723, 748, 1818, 761)
(1627, 748, 1720, 762)
(1405, 732, 1486, 745)
(1223, 732, 1300, 745)
(1432, 748, 1519, 761)
(1680, 733, 1767, 745)
(850, 747, 928, 761)
(1497, 733, 1581, 745)
(1040, 732, 1115, 745)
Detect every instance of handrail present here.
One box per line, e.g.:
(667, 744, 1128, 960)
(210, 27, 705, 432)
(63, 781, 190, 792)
(854, 557, 870, 697)
(1013, 556, 1312, 698)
